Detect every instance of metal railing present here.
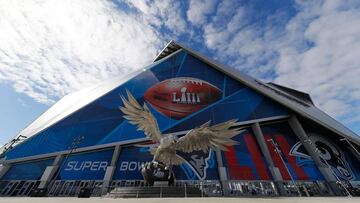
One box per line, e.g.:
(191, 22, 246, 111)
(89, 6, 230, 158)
(46, 180, 104, 197)
(105, 180, 221, 198)
(0, 179, 359, 197)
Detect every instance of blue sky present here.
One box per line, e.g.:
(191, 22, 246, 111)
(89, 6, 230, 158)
(0, 0, 360, 145)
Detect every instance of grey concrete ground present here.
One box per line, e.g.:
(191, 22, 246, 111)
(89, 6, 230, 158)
(0, 197, 359, 203)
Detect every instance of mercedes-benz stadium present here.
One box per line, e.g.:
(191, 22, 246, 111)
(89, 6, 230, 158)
(0, 41, 359, 198)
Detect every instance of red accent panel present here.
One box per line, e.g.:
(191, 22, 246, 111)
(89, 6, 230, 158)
(264, 134, 291, 180)
(244, 134, 271, 180)
(225, 146, 255, 180)
(274, 134, 308, 180)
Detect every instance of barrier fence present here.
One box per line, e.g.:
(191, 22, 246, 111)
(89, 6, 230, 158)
(0, 179, 359, 197)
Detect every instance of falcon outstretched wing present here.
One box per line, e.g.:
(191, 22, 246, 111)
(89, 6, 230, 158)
(175, 119, 243, 153)
(120, 89, 162, 143)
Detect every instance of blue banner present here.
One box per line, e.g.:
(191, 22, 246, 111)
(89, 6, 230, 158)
(1, 158, 54, 180)
(57, 149, 113, 180)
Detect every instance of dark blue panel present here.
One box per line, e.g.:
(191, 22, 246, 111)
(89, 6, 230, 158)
(6, 119, 121, 159)
(58, 149, 113, 180)
(224, 75, 246, 97)
(151, 51, 186, 82)
(1, 159, 53, 180)
(176, 54, 224, 90)
(247, 89, 289, 118)
(164, 87, 287, 134)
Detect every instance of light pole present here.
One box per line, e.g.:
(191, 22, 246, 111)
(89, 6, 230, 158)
(267, 138, 302, 197)
(50, 135, 85, 193)
(0, 135, 27, 157)
(304, 138, 352, 197)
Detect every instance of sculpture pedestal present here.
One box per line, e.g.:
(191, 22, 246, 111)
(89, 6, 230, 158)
(141, 161, 174, 186)
(154, 181, 169, 187)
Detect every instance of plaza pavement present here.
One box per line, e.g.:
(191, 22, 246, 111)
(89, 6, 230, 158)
(0, 197, 359, 203)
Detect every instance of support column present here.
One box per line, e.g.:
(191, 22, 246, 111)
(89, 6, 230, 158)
(251, 123, 284, 195)
(0, 164, 11, 179)
(215, 149, 230, 196)
(341, 139, 360, 162)
(215, 149, 227, 181)
(38, 154, 64, 189)
(288, 116, 338, 195)
(348, 147, 360, 162)
(102, 145, 121, 194)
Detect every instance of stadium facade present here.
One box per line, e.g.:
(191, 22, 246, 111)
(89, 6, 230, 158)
(0, 41, 359, 197)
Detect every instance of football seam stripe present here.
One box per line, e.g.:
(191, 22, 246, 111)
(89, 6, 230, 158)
(146, 101, 205, 114)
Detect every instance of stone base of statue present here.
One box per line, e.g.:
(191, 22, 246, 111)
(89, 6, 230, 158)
(153, 181, 169, 187)
(141, 161, 175, 186)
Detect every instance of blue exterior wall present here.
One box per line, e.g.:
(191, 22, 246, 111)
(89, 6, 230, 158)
(5, 51, 287, 160)
(1, 158, 54, 180)
(4, 49, 358, 182)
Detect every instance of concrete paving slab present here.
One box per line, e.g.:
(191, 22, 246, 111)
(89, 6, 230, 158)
(0, 197, 359, 203)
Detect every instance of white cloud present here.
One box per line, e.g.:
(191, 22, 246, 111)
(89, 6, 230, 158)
(203, 1, 247, 51)
(275, 1, 360, 126)
(201, 1, 360, 130)
(124, 0, 188, 35)
(187, 0, 218, 26)
(0, 0, 359, 133)
(203, 9, 284, 79)
(0, 0, 164, 104)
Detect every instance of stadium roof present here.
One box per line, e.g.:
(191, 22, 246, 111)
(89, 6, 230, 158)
(154, 40, 360, 145)
(5, 40, 360, 151)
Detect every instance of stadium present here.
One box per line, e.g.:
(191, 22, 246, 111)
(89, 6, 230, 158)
(0, 41, 359, 197)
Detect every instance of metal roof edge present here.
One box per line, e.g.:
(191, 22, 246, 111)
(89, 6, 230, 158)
(267, 82, 314, 105)
(153, 40, 181, 62)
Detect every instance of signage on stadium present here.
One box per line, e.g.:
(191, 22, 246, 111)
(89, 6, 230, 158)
(64, 161, 108, 171)
(119, 161, 147, 171)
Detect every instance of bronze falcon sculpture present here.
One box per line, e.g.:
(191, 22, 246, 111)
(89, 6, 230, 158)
(120, 90, 243, 167)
